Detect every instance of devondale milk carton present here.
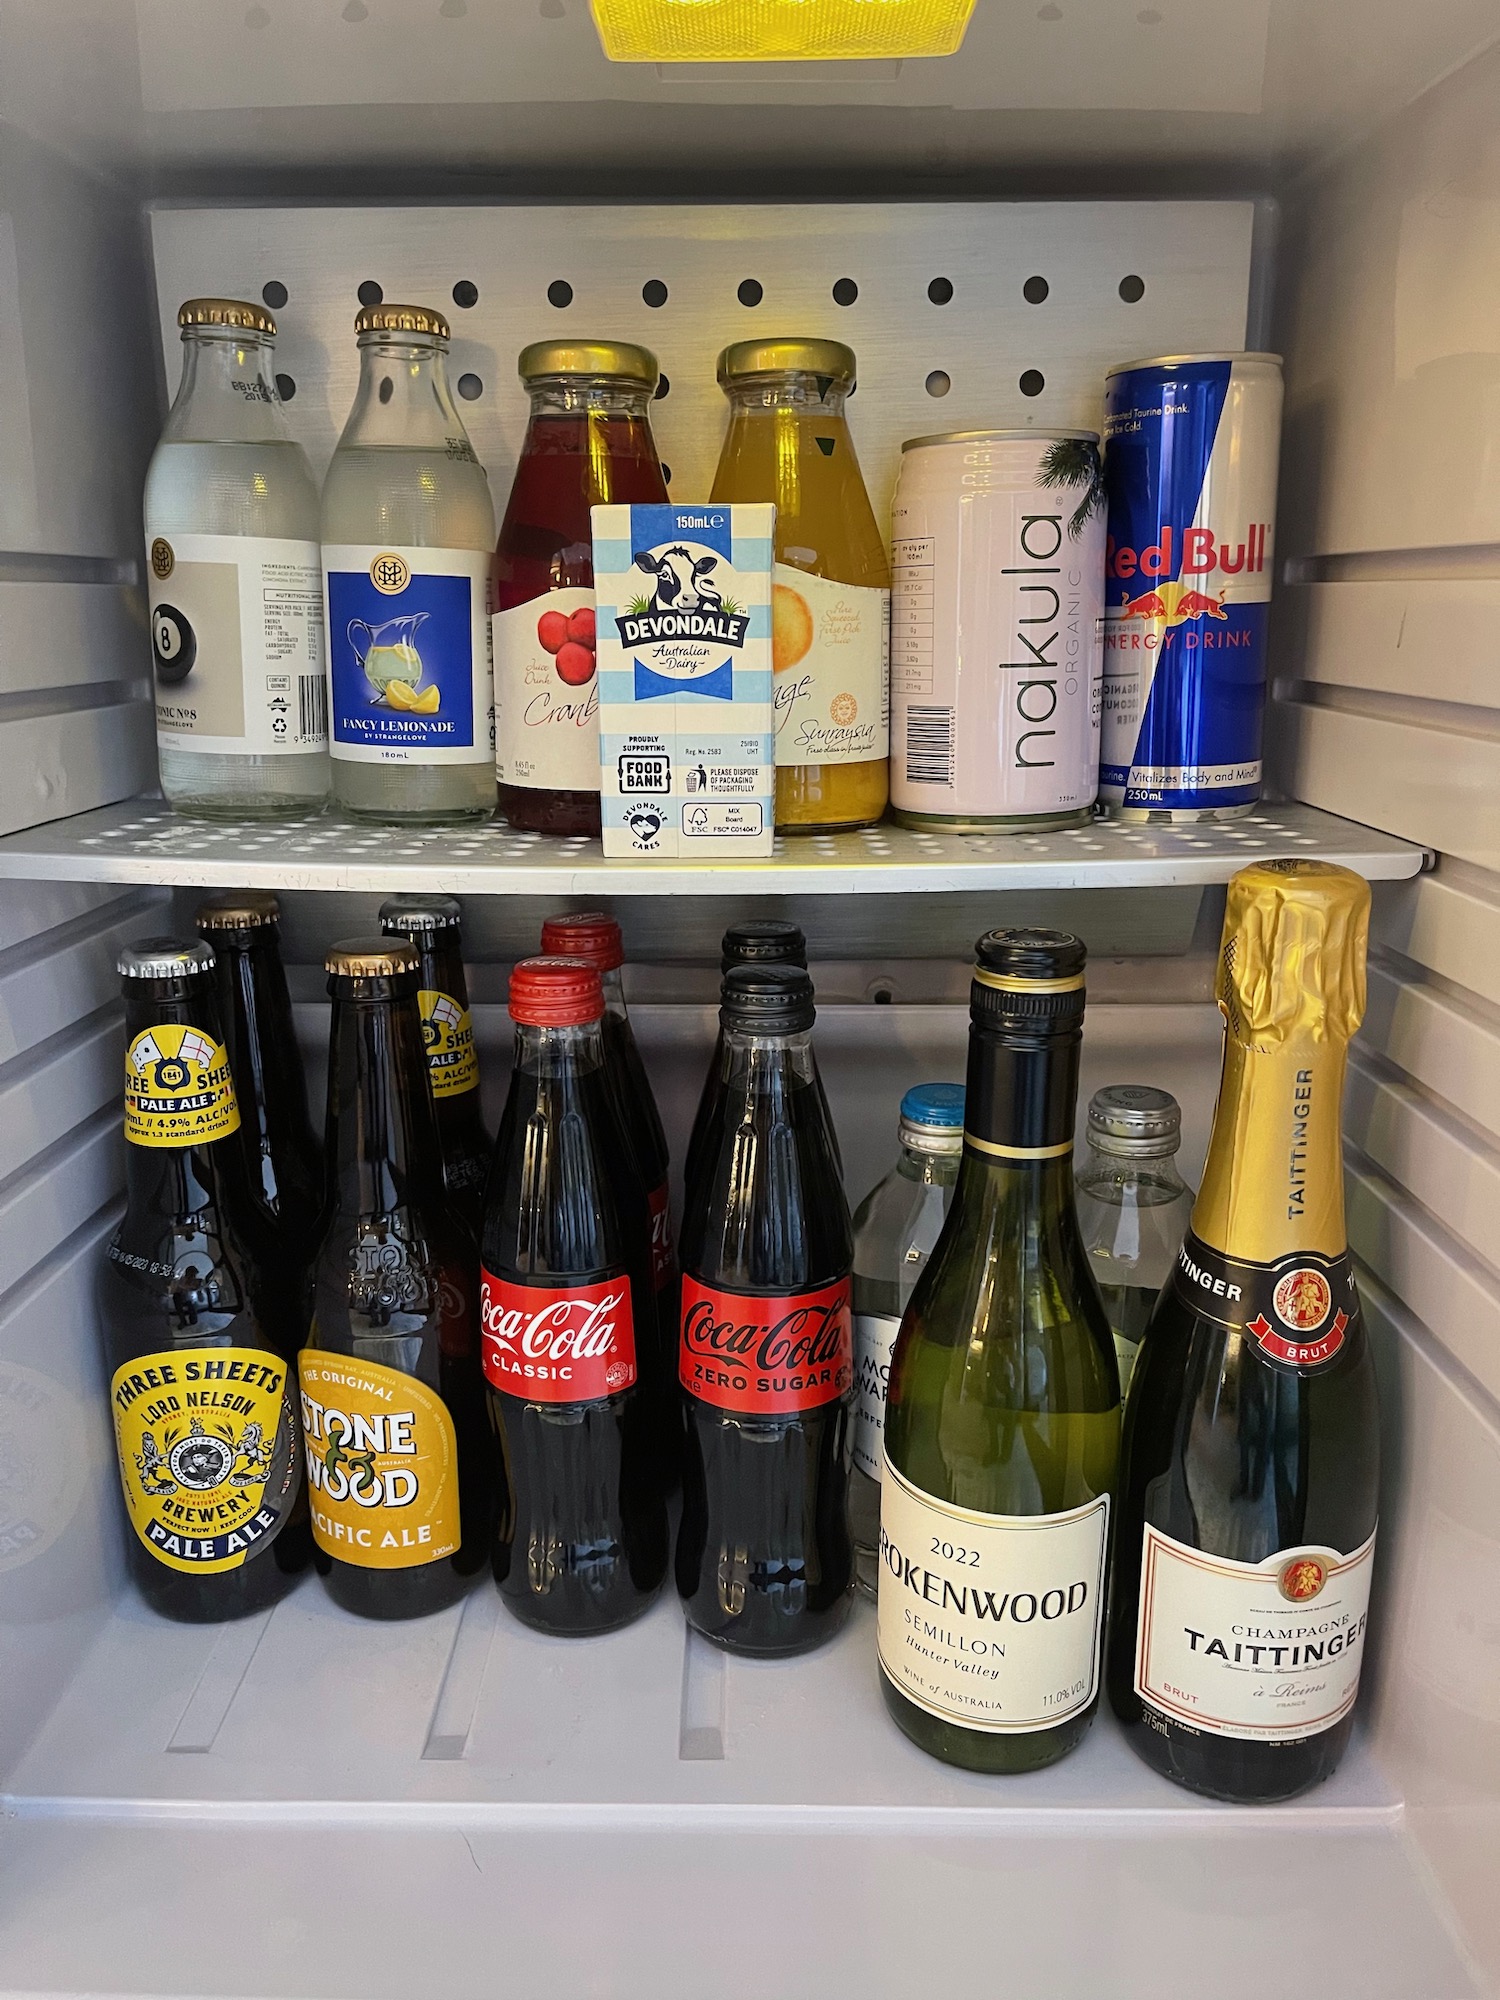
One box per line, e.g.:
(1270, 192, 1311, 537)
(593, 502, 776, 858)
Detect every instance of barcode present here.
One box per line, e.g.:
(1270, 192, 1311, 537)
(904, 705, 954, 786)
(298, 674, 328, 744)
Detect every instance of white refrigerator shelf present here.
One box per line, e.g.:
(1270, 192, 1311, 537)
(0, 799, 1427, 896)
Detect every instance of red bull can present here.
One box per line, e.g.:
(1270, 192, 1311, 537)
(1100, 352, 1283, 821)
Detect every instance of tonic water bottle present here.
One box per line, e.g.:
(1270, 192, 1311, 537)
(144, 298, 328, 817)
(1074, 1084, 1194, 1397)
(849, 1083, 963, 1598)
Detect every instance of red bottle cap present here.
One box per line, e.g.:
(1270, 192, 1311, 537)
(539, 911, 625, 972)
(508, 956, 604, 1026)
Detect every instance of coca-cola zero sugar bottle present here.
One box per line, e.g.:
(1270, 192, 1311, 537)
(481, 956, 668, 1634)
(676, 962, 854, 1656)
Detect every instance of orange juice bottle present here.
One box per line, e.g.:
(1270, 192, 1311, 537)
(709, 340, 889, 832)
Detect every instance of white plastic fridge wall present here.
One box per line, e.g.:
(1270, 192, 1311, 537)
(2, 24, 1500, 2000)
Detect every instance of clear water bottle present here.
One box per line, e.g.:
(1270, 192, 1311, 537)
(849, 1082, 964, 1598)
(321, 303, 496, 823)
(1075, 1084, 1194, 1397)
(144, 298, 329, 818)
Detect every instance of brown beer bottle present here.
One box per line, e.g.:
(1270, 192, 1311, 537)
(301, 939, 493, 1619)
(101, 939, 308, 1621)
(379, 895, 492, 1238)
(196, 893, 323, 1311)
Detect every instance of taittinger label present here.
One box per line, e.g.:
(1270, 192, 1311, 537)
(877, 1457, 1109, 1733)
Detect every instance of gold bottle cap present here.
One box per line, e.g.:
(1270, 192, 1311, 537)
(1217, 859, 1370, 1048)
(178, 297, 276, 337)
(717, 338, 856, 387)
(354, 302, 450, 341)
(518, 339, 659, 387)
(325, 938, 419, 979)
(196, 891, 281, 931)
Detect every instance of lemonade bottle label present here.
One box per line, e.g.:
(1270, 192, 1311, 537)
(323, 544, 494, 766)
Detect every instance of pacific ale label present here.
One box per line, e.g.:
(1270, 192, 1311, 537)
(124, 1024, 241, 1148)
(1134, 1523, 1377, 1741)
(111, 1346, 296, 1573)
(417, 988, 479, 1098)
(678, 1275, 852, 1415)
(480, 1270, 637, 1403)
(1170, 1229, 1359, 1371)
(877, 1460, 1110, 1733)
(298, 1352, 461, 1569)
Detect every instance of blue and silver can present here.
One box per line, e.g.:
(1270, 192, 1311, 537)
(1099, 352, 1283, 821)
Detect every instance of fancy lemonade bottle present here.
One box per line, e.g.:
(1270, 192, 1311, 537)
(710, 339, 890, 832)
(321, 304, 496, 823)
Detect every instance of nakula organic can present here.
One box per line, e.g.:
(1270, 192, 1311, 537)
(889, 430, 1106, 832)
(1100, 352, 1283, 822)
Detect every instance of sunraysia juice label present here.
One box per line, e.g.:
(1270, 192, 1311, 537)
(594, 502, 775, 858)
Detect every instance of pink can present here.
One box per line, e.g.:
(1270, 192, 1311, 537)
(889, 429, 1105, 831)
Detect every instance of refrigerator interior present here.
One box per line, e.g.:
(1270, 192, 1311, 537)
(2, 4, 1500, 1994)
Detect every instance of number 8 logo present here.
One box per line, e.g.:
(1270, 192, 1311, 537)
(151, 604, 196, 685)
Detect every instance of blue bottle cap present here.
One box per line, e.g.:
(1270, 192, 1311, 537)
(899, 1083, 965, 1128)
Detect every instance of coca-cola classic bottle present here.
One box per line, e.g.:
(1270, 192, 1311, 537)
(677, 962, 854, 1655)
(481, 956, 668, 1633)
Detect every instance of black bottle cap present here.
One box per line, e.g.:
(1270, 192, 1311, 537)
(721, 919, 807, 973)
(971, 928, 1087, 1033)
(720, 962, 815, 1034)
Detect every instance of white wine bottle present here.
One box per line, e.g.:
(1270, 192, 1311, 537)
(879, 930, 1120, 1774)
(1106, 859, 1379, 1802)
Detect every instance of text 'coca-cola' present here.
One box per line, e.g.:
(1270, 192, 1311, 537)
(678, 1276, 852, 1415)
(481, 1270, 637, 1403)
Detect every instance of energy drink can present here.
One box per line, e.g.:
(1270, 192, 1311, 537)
(1099, 353, 1283, 822)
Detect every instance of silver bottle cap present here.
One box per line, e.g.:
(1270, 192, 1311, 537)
(117, 937, 216, 981)
(380, 894, 462, 934)
(1086, 1083, 1181, 1159)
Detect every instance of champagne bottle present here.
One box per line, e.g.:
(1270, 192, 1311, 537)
(880, 930, 1119, 1774)
(1106, 859, 1379, 1802)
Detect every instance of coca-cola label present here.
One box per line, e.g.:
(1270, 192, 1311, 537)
(647, 1179, 674, 1291)
(480, 1269, 637, 1404)
(678, 1275, 853, 1415)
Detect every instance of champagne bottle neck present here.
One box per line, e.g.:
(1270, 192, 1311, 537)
(1193, 1031, 1350, 1262)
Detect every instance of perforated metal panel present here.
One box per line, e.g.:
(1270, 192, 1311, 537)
(0, 798, 1423, 894)
(148, 200, 1258, 519)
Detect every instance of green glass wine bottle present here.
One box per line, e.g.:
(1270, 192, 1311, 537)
(1106, 859, 1379, 1802)
(879, 930, 1120, 1774)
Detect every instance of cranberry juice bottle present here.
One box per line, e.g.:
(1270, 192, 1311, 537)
(493, 342, 668, 839)
(480, 957, 668, 1633)
(676, 963, 854, 1656)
